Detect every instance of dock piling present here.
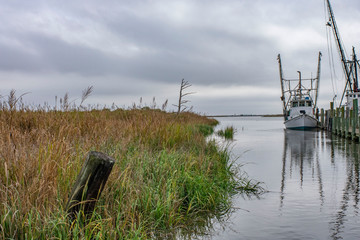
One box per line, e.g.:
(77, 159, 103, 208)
(324, 99, 359, 142)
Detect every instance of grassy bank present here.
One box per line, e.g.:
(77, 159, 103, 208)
(0, 106, 258, 239)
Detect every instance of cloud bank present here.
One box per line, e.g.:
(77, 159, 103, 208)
(0, 0, 359, 114)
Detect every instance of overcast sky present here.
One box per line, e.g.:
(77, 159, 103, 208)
(1, 0, 360, 114)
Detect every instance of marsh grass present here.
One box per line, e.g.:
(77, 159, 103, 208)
(0, 95, 259, 239)
(217, 126, 235, 140)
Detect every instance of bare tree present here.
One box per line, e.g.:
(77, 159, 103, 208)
(174, 79, 195, 114)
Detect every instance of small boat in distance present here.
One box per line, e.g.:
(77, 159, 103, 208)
(277, 52, 322, 130)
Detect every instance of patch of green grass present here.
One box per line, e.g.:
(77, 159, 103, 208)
(195, 124, 214, 136)
(217, 126, 235, 140)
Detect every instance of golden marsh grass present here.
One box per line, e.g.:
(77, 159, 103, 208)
(0, 100, 258, 239)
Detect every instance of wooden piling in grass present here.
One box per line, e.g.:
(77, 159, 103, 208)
(66, 151, 115, 220)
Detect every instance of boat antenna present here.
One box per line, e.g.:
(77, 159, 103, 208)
(297, 71, 302, 99)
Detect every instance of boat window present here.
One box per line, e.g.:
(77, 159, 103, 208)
(299, 101, 305, 107)
(292, 101, 298, 107)
(306, 101, 312, 106)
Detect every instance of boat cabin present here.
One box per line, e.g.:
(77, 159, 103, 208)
(291, 100, 313, 108)
(345, 91, 360, 109)
(287, 97, 315, 120)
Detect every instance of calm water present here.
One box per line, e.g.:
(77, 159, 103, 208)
(204, 117, 360, 240)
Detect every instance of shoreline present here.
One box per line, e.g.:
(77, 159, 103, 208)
(206, 114, 283, 118)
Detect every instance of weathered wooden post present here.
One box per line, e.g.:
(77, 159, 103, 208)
(334, 107, 339, 134)
(341, 107, 345, 137)
(330, 102, 334, 132)
(347, 108, 351, 139)
(325, 110, 330, 130)
(316, 108, 319, 121)
(66, 151, 115, 220)
(321, 108, 325, 129)
(336, 108, 341, 136)
(353, 98, 359, 141)
(336, 107, 340, 135)
(332, 108, 335, 133)
(338, 108, 341, 135)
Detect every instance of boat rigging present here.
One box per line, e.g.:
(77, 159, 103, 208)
(278, 52, 322, 129)
(325, 0, 360, 108)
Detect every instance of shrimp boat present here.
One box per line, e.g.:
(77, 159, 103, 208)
(277, 52, 322, 130)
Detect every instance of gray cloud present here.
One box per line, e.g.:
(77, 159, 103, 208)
(0, 0, 359, 114)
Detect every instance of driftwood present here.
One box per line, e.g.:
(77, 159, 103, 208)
(66, 151, 115, 220)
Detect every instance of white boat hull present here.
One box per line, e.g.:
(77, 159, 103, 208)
(284, 114, 318, 130)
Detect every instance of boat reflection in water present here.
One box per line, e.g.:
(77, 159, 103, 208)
(280, 129, 360, 239)
(280, 130, 323, 206)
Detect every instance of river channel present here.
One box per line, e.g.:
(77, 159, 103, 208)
(202, 116, 360, 240)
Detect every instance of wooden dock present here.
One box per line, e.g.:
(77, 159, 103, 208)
(319, 99, 359, 141)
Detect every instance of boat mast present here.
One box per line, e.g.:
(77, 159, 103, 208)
(326, 0, 359, 106)
(297, 71, 302, 100)
(352, 47, 359, 91)
(278, 54, 288, 121)
(314, 52, 322, 108)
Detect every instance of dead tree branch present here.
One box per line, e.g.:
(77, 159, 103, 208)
(173, 79, 195, 114)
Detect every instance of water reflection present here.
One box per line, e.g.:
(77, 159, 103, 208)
(281, 129, 360, 239)
(328, 136, 360, 240)
(280, 130, 324, 209)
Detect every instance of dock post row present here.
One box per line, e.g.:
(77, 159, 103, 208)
(319, 98, 359, 141)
